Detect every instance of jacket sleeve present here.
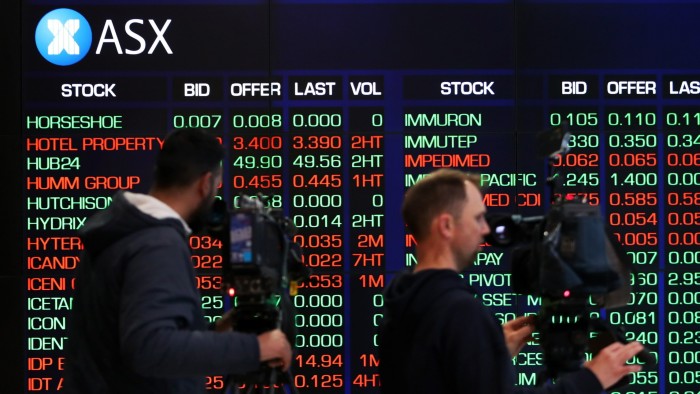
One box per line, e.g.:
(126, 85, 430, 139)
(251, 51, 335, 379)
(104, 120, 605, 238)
(117, 229, 261, 377)
(443, 297, 514, 394)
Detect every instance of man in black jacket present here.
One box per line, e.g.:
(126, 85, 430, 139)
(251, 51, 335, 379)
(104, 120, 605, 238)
(64, 128, 291, 393)
(378, 168, 643, 394)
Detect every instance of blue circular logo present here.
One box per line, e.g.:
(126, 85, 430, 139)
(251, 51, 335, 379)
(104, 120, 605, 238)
(35, 8, 92, 66)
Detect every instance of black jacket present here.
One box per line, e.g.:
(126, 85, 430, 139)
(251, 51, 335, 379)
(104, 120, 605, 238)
(63, 191, 259, 393)
(378, 269, 603, 394)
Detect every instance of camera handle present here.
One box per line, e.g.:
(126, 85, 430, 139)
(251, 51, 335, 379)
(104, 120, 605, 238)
(220, 295, 297, 394)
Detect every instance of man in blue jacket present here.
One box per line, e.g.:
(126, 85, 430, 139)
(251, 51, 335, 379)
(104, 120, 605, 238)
(378, 168, 644, 394)
(64, 128, 291, 393)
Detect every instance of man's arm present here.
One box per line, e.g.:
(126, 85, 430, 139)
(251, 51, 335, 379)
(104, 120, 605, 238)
(444, 298, 515, 393)
(504, 315, 643, 394)
(118, 238, 262, 377)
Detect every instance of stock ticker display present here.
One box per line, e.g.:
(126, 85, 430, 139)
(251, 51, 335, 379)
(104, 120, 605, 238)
(21, 1, 700, 393)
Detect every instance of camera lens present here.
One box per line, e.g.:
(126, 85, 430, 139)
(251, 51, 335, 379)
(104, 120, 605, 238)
(492, 224, 512, 245)
(485, 213, 516, 247)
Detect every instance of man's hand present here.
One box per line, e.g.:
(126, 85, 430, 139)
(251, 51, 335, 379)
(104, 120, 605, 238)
(585, 341, 644, 389)
(502, 315, 537, 357)
(257, 329, 292, 371)
(213, 310, 235, 332)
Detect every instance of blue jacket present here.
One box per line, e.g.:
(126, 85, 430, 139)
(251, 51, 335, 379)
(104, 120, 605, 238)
(64, 191, 260, 393)
(378, 269, 603, 394)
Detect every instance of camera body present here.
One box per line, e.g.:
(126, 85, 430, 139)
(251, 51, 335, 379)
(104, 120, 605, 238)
(207, 195, 308, 386)
(480, 123, 645, 384)
(211, 195, 307, 332)
(488, 197, 629, 302)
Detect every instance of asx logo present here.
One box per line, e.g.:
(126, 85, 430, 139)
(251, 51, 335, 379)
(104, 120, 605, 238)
(35, 8, 172, 66)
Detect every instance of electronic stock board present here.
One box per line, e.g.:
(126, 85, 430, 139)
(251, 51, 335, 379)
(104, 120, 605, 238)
(17, 1, 700, 393)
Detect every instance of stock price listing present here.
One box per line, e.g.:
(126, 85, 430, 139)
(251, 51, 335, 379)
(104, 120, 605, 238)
(18, 1, 700, 393)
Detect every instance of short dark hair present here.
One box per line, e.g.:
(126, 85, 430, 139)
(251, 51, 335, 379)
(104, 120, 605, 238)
(153, 128, 224, 189)
(402, 169, 481, 241)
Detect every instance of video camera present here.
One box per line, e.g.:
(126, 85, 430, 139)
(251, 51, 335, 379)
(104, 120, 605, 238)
(486, 197, 630, 306)
(207, 194, 310, 393)
(484, 123, 653, 387)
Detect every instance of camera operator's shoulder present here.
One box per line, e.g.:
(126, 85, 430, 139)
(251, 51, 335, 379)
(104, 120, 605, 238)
(134, 222, 189, 247)
(117, 225, 191, 270)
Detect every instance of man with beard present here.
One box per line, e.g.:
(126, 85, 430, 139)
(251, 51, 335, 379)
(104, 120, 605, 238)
(64, 128, 291, 393)
(378, 168, 644, 394)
